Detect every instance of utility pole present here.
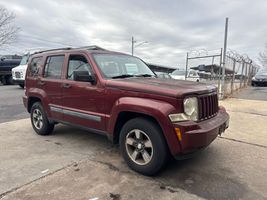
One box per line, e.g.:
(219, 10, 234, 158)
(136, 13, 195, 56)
(221, 17, 229, 98)
(131, 36, 135, 56)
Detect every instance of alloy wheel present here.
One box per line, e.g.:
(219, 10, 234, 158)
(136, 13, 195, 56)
(32, 108, 43, 130)
(125, 129, 153, 165)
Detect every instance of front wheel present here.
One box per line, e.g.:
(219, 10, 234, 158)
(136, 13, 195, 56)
(119, 118, 169, 176)
(30, 102, 54, 135)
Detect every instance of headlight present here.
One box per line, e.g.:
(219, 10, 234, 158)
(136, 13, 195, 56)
(169, 97, 198, 122)
(184, 97, 198, 120)
(252, 77, 256, 80)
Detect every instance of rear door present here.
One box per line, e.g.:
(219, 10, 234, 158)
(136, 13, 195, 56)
(39, 55, 65, 120)
(61, 54, 106, 131)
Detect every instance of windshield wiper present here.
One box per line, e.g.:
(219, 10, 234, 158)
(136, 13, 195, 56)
(112, 74, 134, 79)
(135, 74, 154, 77)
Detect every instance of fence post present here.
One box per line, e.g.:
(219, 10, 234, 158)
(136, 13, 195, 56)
(240, 62, 245, 89)
(185, 52, 189, 80)
(231, 59, 236, 94)
(218, 48, 223, 97)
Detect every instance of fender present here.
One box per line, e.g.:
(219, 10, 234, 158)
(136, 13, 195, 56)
(107, 97, 182, 155)
(28, 88, 50, 116)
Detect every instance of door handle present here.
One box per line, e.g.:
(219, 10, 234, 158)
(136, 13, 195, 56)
(62, 83, 71, 88)
(37, 80, 45, 86)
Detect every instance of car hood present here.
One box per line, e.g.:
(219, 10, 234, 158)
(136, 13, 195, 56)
(170, 75, 185, 80)
(12, 65, 27, 71)
(106, 77, 216, 98)
(255, 74, 267, 79)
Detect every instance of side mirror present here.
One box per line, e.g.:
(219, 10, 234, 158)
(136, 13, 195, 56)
(73, 71, 96, 84)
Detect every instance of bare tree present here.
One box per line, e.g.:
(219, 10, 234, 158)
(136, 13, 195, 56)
(259, 44, 267, 68)
(0, 6, 19, 47)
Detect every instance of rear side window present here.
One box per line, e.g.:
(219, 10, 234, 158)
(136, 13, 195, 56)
(28, 57, 43, 77)
(44, 56, 64, 79)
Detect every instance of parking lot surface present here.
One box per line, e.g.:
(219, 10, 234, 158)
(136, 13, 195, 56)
(0, 85, 28, 123)
(0, 86, 266, 200)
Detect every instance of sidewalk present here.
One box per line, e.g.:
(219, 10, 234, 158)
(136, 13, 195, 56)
(220, 98, 267, 147)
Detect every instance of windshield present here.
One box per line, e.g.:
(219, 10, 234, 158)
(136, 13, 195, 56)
(20, 55, 29, 65)
(172, 69, 185, 75)
(93, 54, 155, 79)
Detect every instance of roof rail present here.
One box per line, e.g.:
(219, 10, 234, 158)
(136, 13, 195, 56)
(32, 45, 107, 55)
(34, 47, 73, 54)
(74, 45, 107, 51)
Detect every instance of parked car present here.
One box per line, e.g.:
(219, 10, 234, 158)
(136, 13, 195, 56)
(23, 46, 229, 175)
(170, 69, 200, 82)
(252, 69, 267, 86)
(0, 56, 21, 85)
(12, 49, 44, 88)
(155, 72, 172, 79)
(12, 54, 30, 88)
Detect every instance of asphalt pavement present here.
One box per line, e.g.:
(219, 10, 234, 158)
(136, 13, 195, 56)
(0, 85, 28, 123)
(231, 86, 267, 101)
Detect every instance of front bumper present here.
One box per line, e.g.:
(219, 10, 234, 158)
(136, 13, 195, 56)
(252, 80, 267, 86)
(173, 109, 229, 157)
(13, 79, 25, 85)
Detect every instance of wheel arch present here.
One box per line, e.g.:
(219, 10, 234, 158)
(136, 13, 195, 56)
(108, 97, 182, 155)
(27, 96, 42, 113)
(113, 111, 163, 144)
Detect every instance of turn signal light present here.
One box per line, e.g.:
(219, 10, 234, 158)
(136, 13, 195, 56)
(175, 128, 182, 141)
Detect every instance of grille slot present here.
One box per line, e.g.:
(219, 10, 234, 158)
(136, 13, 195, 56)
(198, 93, 218, 121)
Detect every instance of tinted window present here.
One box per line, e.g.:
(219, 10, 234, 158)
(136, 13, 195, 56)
(44, 56, 64, 79)
(20, 54, 30, 65)
(67, 55, 92, 80)
(28, 57, 43, 77)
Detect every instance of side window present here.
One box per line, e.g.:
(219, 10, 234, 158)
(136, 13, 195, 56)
(28, 57, 43, 77)
(67, 55, 92, 81)
(44, 55, 64, 79)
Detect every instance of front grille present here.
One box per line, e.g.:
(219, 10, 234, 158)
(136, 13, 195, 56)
(198, 93, 218, 121)
(15, 72, 21, 78)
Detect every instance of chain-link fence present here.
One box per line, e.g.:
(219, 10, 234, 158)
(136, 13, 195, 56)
(185, 49, 258, 99)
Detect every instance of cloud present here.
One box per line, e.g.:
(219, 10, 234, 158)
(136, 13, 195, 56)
(0, 0, 266, 67)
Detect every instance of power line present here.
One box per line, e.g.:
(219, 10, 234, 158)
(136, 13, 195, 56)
(18, 34, 75, 47)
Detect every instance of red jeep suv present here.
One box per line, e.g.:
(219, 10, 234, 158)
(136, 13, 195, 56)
(23, 46, 229, 175)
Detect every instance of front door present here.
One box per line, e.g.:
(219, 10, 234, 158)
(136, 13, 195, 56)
(61, 54, 106, 131)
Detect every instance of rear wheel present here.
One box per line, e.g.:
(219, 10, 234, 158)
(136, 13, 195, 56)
(30, 102, 54, 135)
(119, 118, 169, 176)
(19, 84, 24, 88)
(1, 76, 7, 85)
(6, 75, 13, 85)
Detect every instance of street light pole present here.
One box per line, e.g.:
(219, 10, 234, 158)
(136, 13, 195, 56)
(131, 36, 147, 56)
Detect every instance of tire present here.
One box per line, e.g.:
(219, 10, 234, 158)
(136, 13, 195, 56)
(6, 75, 13, 85)
(19, 84, 24, 88)
(119, 117, 169, 176)
(1, 76, 7, 85)
(30, 102, 54, 135)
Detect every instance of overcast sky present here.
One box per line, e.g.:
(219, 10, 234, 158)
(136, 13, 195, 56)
(0, 0, 266, 67)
